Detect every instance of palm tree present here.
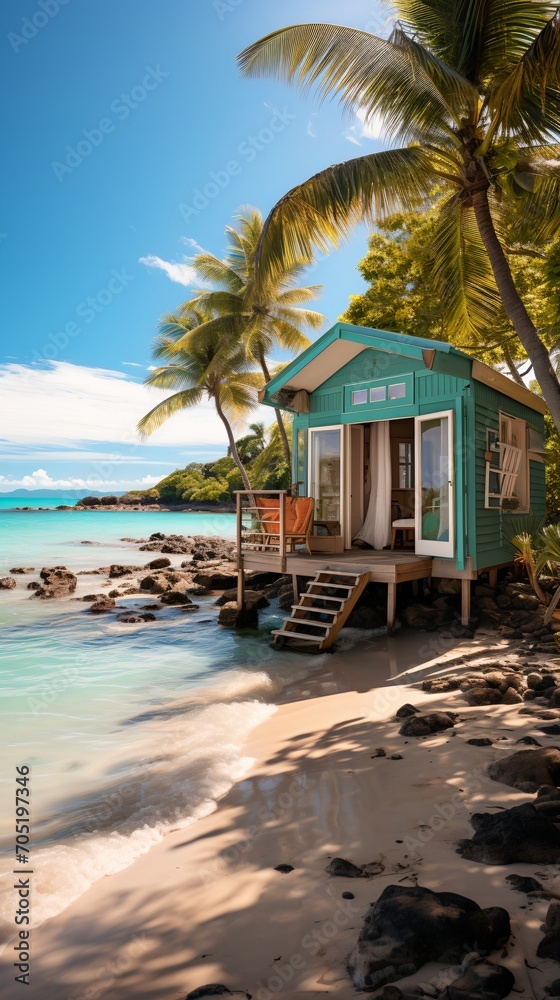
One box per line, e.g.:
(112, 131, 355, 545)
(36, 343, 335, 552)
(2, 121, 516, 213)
(175, 207, 325, 462)
(138, 311, 261, 492)
(239, 4, 560, 431)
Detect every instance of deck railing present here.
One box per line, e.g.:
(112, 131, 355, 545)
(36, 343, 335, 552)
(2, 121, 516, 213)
(235, 490, 288, 573)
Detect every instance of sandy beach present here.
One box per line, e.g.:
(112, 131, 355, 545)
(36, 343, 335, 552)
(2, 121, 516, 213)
(2, 630, 558, 999)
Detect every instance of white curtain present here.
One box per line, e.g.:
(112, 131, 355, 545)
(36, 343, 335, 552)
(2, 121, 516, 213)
(354, 421, 391, 549)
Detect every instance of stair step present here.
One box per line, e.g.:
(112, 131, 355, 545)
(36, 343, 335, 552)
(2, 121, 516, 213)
(307, 582, 354, 592)
(284, 619, 330, 633)
(272, 628, 324, 644)
(318, 570, 362, 579)
(291, 605, 338, 617)
(302, 591, 346, 603)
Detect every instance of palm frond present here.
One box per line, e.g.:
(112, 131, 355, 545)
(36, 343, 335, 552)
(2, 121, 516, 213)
(253, 147, 438, 278)
(431, 194, 502, 336)
(137, 388, 204, 439)
(191, 252, 243, 292)
(238, 23, 459, 144)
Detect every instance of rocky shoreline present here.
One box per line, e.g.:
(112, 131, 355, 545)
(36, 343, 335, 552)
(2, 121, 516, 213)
(13, 501, 237, 512)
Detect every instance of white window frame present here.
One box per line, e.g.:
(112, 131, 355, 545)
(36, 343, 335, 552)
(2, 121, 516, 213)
(308, 425, 344, 536)
(415, 410, 455, 558)
(484, 413, 529, 512)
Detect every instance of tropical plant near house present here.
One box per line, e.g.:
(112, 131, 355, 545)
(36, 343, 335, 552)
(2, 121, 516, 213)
(137, 310, 262, 492)
(175, 206, 324, 463)
(239, 3, 560, 430)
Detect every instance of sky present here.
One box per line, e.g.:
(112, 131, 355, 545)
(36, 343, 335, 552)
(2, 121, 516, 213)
(0, 0, 390, 493)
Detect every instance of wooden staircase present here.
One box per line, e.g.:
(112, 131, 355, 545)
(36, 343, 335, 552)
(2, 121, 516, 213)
(271, 568, 369, 651)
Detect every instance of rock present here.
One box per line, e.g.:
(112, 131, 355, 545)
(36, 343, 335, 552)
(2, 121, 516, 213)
(502, 686, 523, 704)
(389, 754, 403, 760)
(145, 557, 171, 569)
(399, 712, 456, 737)
(215, 588, 269, 609)
(160, 588, 197, 606)
(274, 864, 293, 874)
(9, 567, 34, 574)
(505, 873, 543, 893)
(538, 902, 560, 962)
(141, 603, 160, 610)
(371, 988, 403, 1000)
(528, 672, 545, 689)
(186, 987, 233, 999)
(342, 891, 355, 900)
(435, 578, 462, 595)
(33, 566, 77, 599)
(108, 564, 141, 578)
(512, 592, 541, 610)
(82, 593, 105, 601)
(487, 747, 560, 791)
(347, 605, 385, 629)
(422, 677, 460, 693)
(463, 686, 503, 706)
(193, 567, 238, 590)
(139, 573, 170, 593)
(27, 581, 39, 590)
(403, 604, 440, 628)
(466, 738, 493, 746)
(347, 884, 510, 991)
(516, 736, 541, 745)
(523, 689, 538, 701)
(217, 602, 258, 629)
(395, 704, 420, 719)
(546, 980, 560, 996)
(0, 577, 16, 589)
(457, 802, 560, 864)
(542, 724, 560, 736)
(117, 612, 156, 623)
(88, 598, 116, 613)
(445, 959, 514, 1000)
(371, 748, 386, 758)
(325, 857, 365, 878)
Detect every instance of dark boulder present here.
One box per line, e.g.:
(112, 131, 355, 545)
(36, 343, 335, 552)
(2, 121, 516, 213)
(399, 712, 456, 737)
(218, 602, 258, 629)
(117, 612, 156, 623)
(445, 959, 514, 1000)
(347, 884, 510, 991)
(487, 747, 560, 792)
(0, 577, 16, 590)
(274, 864, 294, 874)
(537, 902, 560, 963)
(108, 564, 141, 578)
(464, 686, 504, 706)
(422, 676, 461, 693)
(215, 588, 269, 609)
(33, 566, 77, 599)
(186, 987, 233, 999)
(505, 873, 543, 893)
(325, 857, 366, 878)
(9, 567, 34, 574)
(466, 738, 493, 747)
(457, 803, 560, 864)
(160, 588, 197, 606)
(395, 704, 420, 719)
(145, 557, 171, 570)
(88, 598, 116, 614)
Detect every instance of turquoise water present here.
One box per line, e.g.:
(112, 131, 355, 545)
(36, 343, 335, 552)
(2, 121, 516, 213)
(0, 496, 81, 510)
(0, 506, 319, 932)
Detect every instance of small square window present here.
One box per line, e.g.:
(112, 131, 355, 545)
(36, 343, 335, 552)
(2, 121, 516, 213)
(351, 389, 368, 405)
(369, 386, 387, 402)
(388, 382, 406, 399)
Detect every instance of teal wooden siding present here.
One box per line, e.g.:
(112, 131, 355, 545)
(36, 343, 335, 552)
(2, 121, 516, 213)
(291, 346, 545, 575)
(472, 382, 546, 570)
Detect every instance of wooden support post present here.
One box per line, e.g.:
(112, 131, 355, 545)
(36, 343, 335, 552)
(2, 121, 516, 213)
(461, 578, 471, 626)
(387, 583, 396, 634)
(488, 568, 498, 589)
(292, 574, 300, 603)
(237, 556, 245, 611)
(279, 492, 286, 574)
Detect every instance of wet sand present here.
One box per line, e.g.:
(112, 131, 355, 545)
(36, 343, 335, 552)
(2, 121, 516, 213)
(2, 631, 553, 999)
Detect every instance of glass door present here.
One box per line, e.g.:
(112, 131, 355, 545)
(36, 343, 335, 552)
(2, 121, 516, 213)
(309, 426, 343, 536)
(415, 411, 454, 558)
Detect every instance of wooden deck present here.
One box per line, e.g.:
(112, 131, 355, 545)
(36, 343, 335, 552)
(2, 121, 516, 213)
(240, 548, 434, 631)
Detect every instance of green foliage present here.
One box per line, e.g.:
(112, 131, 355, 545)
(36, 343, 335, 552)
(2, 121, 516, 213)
(341, 206, 560, 372)
(135, 421, 291, 505)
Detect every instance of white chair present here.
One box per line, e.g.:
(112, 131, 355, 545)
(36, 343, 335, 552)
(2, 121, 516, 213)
(391, 517, 415, 550)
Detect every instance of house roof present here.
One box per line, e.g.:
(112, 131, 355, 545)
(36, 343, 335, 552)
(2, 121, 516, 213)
(261, 322, 547, 415)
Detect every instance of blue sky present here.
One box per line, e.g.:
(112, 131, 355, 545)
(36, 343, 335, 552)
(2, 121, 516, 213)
(0, 0, 389, 492)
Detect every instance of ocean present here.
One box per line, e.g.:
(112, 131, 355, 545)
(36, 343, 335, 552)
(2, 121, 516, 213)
(0, 503, 322, 933)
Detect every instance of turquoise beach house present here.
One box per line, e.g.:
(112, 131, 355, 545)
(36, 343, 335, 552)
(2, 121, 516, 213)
(236, 323, 547, 647)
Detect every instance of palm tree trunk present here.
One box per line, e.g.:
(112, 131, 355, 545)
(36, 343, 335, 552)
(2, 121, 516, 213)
(214, 397, 253, 492)
(472, 190, 560, 432)
(258, 347, 291, 465)
(502, 344, 525, 387)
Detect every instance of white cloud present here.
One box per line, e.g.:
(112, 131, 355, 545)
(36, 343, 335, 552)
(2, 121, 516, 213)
(0, 469, 162, 492)
(344, 108, 388, 146)
(139, 254, 197, 286)
(0, 360, 261, 451)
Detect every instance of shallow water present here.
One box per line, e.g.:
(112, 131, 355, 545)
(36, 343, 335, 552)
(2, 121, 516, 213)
(0, 505, 329, 931)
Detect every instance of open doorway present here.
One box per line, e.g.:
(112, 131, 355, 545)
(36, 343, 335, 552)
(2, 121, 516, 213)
(346, 417, 415, 550)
